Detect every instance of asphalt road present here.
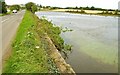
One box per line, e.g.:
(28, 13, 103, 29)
(2, 10, 25, 55)
(0, 10, 25, 73)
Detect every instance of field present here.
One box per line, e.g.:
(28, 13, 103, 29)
(52, 9, 120, 16)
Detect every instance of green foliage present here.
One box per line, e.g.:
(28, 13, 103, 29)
(3, 11, 59, 73)
(25, 2, 37, 14)
(39, 19, 72, 57)
(39, 19, 64, 51)
(63, 44, 72, 59)
(2, 1, 7, 14)
(105, 10, 109, 14)
(25, 2, 34, 11)
(31, 4, 37, 13)
(10, 5, 20, 11)
(66, 9, 86, 14)
(81, 9, 85, 13)
(90, 6, 95, 10)
(0, 1, 2, 13)
(114, 10, 118, 14)
(62, 27, 73, 32)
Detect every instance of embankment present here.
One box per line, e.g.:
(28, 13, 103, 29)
(3, 10, 75, 74)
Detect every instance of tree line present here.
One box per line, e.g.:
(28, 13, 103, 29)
(65, 6, 119, 12)
(25, 2, 37, 14)
(0, 1, 38, 14)
(0, 1, 21, 14)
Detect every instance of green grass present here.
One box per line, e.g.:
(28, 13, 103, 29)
(37, 18, 72, 57)
(3, 11, 59, 73)
(0, 12, 12, 16)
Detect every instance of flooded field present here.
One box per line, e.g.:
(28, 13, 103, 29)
(36, 11, 118, 73)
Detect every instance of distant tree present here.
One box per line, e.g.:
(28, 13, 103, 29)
(39, 4, 42, 8)
(2, 1, 7, 14)
(0, 1, 2, 13)
(102, 11, 105, 14)
(10, 5, 20, 11)
(31, 4, 37, 13)
(105, 10, 109, 14)
(25, 2, 37, 13)
(109, 12, 112, 14)
(75, 6, 78, 9)
(81, 9, 85, 13)
(91, 6, 95, 10)
(25, 2, 34, 11)
(85, 6, 89, 10)
(114, 10, 118, 14)
(21, 7, 26, 10)
(79, 7, 82, 9)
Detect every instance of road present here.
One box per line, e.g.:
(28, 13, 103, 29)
(0, 10, 25, 73)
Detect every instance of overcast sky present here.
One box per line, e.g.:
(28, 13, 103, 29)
(5, 0, 120, 9)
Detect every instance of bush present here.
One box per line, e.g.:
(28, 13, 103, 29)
(25, 2, 37, 14)
(10, 5, 20, 11)
(2, 2, 7, 14)
(31, 5, 37, 14)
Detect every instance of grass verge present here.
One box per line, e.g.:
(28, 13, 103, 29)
(3, 11, 59, 73)
(0, 12, 12, 16)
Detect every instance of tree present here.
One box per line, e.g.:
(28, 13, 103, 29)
(91, 6, 95, 10)
(25, 2, 37, 13)
(102, 11, 105, 14)
(31, 5, 37, 13)
(86, 6, 89, 10)
(10, 5, 20, 11)
(79, 7, 82, 9)
(25, 2, 34, 11)
(114, 10, 118, 15)
(75, 6, 78, 9)
(105, 10, 109, 14)
(2, 2, 7, 14)
(81, 9, 85, 13)
(0, 1, 2, 13)
(39, 4, 42, 8)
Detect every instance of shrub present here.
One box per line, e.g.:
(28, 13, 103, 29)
(25, 2, 37, 14)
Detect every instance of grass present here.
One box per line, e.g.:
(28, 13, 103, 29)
(37, 18, 72, 58)
(0, 12, 12, 16)
(3, 11, 59, 73)
(0, 14, 2, 16)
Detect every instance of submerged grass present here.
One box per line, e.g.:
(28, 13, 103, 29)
(3, 11, 59, 73)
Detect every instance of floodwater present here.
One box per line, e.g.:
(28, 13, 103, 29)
(36, 11, 118, 73)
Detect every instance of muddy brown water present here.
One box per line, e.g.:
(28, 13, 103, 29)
(36, 11, 118, 73)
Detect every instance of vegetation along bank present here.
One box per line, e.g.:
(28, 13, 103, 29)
(3, 9, 75, 74)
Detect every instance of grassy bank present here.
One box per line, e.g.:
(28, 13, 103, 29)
(0, 12, 11, 16)
(3, 11, 60, 73)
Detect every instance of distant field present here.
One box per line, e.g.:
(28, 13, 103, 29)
(53, 9, 102, 13)
(52, 9, 120, 15)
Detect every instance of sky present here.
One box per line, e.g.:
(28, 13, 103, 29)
(5, 0, 120, 9)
